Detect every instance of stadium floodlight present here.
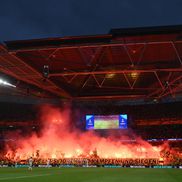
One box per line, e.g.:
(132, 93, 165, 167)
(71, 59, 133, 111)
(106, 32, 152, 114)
(43, 65, 49, 78)
(0, 78, 16, 87)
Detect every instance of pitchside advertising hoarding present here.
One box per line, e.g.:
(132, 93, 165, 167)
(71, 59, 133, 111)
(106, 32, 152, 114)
(86, 114, 128, 130)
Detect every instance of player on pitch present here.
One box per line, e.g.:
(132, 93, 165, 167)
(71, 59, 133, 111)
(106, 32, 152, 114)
(28, 157, 33, 170)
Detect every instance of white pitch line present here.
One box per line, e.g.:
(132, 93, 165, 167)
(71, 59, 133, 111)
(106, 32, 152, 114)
(0, 173, 51, 180)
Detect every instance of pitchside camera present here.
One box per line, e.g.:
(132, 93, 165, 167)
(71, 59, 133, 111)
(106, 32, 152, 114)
(43, 65, 49, 78)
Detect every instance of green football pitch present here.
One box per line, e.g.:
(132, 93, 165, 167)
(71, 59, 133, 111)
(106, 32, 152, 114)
(0, 167, 181, 182)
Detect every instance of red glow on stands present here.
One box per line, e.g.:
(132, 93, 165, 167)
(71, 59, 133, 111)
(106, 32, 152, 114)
(4, 106, 164, 160)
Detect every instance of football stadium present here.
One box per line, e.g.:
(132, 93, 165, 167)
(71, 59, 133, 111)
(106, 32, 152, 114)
(0, 25, 182, 181)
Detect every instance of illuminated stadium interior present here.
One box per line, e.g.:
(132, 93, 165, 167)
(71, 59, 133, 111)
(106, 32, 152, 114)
(0, 25, 182, 168)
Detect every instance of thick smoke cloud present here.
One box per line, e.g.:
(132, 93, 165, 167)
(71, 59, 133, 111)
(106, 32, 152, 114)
(4, 105, 162, 160)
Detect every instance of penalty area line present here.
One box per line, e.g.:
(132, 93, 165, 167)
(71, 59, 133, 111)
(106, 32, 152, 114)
(0, 173, 51, 180)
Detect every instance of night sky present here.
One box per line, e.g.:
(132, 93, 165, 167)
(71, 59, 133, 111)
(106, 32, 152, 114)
(0, 0, 182, 41)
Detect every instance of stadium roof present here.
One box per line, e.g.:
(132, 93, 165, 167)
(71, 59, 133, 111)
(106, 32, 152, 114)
(0, 25, 182, 101)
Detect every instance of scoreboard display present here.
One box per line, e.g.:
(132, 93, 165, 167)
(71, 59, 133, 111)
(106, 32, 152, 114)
(86, 114, 128, 130)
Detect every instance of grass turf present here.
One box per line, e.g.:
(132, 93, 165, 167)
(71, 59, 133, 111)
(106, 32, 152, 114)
(0, 167, 181, 182)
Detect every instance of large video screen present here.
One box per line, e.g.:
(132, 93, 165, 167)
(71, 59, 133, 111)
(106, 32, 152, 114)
(86, 114, 127, 130)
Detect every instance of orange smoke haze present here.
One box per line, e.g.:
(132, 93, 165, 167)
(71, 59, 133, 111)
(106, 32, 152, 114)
(4, 105, 162, 160)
